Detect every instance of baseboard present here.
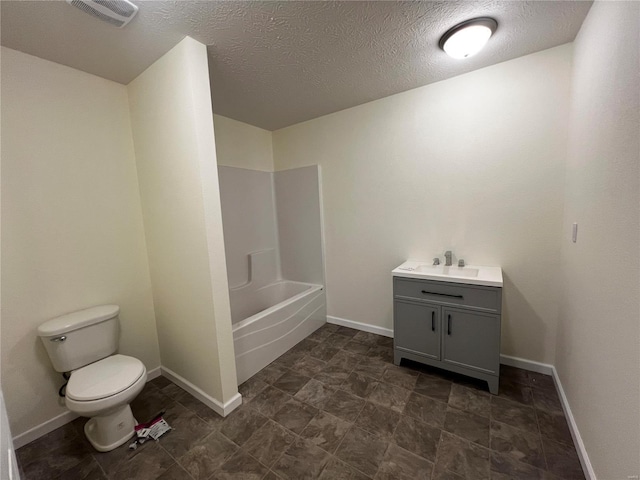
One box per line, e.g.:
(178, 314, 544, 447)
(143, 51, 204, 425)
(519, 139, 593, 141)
(551, 366, 596, 480)
(160, 367, 242, 417)
(13, 364, 164, 449)
(327, 315, 393, 338)
(499, 354, 554, 375)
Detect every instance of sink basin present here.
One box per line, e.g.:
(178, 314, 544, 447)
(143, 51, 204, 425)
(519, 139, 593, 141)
(414, 264, 480, 278)
(393, 260, 503, 287)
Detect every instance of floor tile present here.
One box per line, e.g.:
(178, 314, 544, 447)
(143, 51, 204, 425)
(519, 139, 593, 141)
(250, 386, 292, 418)
(490, 451, 548, 480)
(536, 410, 573, 445)
(273, 399, 318, 434)
(393, 415, 440, 461)
(178, 431, 238, 480)
(366, 346, 394, 364)
(157, 463, 193, 480)
(300, 411, 351, 453)
(382, 365, 419, 390)
(273, 370, 312, 395)
(528, 372, 556, 391)
(309, 343, 341, 362)
(335, 426, 389, 477)
(272, 438, 330, 479)
(149, 375, 173, 390)
(293, 355, 327, 377)
(352, 331, 381, 346)
(51, 455, 107, 480)
(498, 378, 534, 406)
(319, 456, 371, 480)
(159, 402, 217, 459)
(253, 363, 290, 385)
(323, 389, 366, 422)
(210, 450, 269, 480)
(532, 388, 563, 415)
(490, 396, 539, 434)
(219, 408, 268, 446)
(242, 420, 296, 468)
(375, 443, 433, 480)
(404, 392, 448, 428)
(292, 338, 322, 354)
(434, 431, 490, 480)
(335, 326, 359, 338)
(314, 363, 352, 387)
(500, 365, 530, 386)
(354, 402, 400, 439)
(353, 358, 388, 380)
(276, 349, 307, 366)
(343, 340, 372, 355)
(16, 420, 86, 473)
(340, 372, 379, 398)
(97, 441, 175, 480)
(175, 389, 225, 427)
(414, 374, 452, 403)
(328, 350, 362, 371)
(542, 438, 585, 480)
(238, 377, 268, 403)
(307, 327, 336, 342)
(324, 333, 351, 348)
(368, 382, 412, 413)
(490, 420, 546, 469)
(443, 406, 490, 447)
(295, 379, 337, 409)
(375, 336, 394, 348)
(131, 387, 175, 424)
(448, 383, 490, 418)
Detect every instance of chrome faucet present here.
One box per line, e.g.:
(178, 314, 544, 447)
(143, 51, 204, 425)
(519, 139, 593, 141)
(444, 250, 452, 266)
(433, 257, 440, 265)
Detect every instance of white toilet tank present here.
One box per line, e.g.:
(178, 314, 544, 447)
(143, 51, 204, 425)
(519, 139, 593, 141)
(37, 305, 120, 372)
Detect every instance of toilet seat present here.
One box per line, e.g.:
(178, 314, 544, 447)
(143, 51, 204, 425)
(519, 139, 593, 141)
(67, 354, 145, 402)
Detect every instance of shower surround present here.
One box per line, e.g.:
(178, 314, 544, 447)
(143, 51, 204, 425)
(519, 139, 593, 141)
(218, 165, 326, 384)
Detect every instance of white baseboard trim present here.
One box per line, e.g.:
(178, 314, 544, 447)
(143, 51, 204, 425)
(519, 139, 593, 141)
(12, 409, 79, 449)
(161, 367, 242, 417)
(327, 315, 393, 338)
(550, 366, 596, 480)
(13, 364, 171, 449)
(499, 354, 554, 375)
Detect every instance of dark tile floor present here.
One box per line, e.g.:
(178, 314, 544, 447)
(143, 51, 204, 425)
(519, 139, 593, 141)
(16, 324, 585, 480)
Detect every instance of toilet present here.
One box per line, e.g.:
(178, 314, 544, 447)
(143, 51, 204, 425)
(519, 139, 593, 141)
(37, 305, 147, 452)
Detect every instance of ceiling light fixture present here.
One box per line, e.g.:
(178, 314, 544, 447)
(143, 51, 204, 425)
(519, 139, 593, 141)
(439, 17, 498, 59)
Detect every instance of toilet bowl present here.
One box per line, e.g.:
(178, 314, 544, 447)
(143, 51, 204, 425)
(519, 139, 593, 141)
(37, 305, 148, 452)
(65, 354, 147, 451)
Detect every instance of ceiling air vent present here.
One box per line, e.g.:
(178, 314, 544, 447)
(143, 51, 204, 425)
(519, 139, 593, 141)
(66, 0, 138, 28)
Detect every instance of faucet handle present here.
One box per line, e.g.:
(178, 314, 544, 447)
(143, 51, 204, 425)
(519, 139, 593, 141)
(458, 259, 465, 267)
(433, 257, 440, 265)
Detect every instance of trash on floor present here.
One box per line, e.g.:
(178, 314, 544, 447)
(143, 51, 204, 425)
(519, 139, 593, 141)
(128, 411, 171, 449)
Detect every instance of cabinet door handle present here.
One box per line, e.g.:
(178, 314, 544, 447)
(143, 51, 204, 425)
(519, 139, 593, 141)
(431, 311, 435, 331)
(447, 314, 452, 335)
(421, 290, 464, 300)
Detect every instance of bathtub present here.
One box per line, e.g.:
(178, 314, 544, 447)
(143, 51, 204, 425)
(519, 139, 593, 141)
(231, 280, 326, 385)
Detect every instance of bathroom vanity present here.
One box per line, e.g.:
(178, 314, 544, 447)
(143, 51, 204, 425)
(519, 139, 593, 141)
(392, 261, 503, 394)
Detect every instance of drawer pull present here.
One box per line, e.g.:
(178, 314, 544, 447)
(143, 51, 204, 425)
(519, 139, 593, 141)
(431, 311, 435, 331)
(447, 314, 452, 335)
(421, 290, 464, 300)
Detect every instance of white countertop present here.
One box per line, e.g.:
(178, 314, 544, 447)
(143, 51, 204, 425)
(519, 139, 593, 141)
(392, 260, 503, 287)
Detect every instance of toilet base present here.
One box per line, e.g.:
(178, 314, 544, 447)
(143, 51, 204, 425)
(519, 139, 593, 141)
(84, 404, 137, 452)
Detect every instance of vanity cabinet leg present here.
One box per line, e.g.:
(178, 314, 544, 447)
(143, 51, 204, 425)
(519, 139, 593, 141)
(488, 377, 499, 395)
(393, 350, 402, 366)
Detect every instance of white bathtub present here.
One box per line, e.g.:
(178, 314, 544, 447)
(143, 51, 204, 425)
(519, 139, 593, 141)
(231, 280, 326, 385)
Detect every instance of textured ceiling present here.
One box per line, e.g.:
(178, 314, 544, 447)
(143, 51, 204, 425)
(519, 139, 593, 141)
(1, 1, 592, 130)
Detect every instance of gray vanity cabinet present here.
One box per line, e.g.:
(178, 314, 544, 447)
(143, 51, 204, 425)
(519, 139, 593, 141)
(393, 277, 502, 394)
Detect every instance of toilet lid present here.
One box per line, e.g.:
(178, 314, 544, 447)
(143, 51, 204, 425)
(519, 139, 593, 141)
(66, 354, 145, 402)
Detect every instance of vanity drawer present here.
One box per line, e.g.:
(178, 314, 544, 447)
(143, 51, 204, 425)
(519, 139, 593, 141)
(393, 277, 501, 313)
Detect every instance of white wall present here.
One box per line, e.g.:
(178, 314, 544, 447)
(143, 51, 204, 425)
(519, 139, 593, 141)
(213, 114, 274, 171)
(273, 45, 572, 364)
(0, 47, 160, 437)
(556, 2, 640, 478)
(128, 37, 238, 405)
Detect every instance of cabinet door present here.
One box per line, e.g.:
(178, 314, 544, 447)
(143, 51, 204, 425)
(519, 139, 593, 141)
(442, 308, 500, 375)
(394, 300, 440, 360)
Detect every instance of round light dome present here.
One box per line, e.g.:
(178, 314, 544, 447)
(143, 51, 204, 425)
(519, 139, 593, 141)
(439, 18, 498, 59)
